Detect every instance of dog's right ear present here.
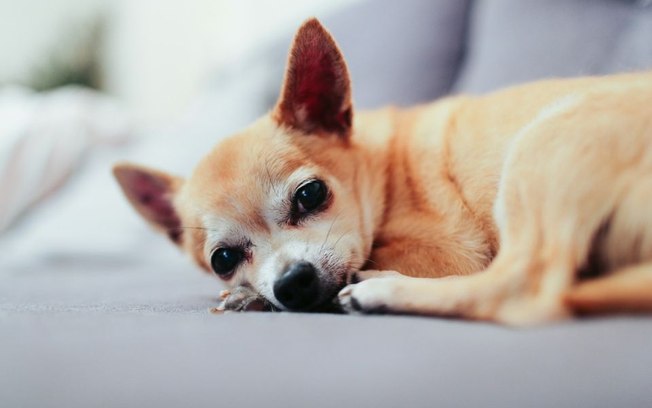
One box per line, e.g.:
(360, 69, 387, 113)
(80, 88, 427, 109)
(112, 163, 183, 244)
(274, 18, 353, 139)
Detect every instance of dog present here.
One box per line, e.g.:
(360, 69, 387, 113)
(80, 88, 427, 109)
(113, 18, 652, 325)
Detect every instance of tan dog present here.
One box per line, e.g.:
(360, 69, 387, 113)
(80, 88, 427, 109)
(114, 19, 652, 325)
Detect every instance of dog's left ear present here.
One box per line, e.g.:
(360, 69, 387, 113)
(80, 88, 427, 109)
(274, 18, 352, 138)
(112, 163, 184, 244)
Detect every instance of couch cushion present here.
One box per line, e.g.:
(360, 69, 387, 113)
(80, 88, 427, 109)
(323, 0, 471, 108)
(2, 305, 652, 407)
(253, 0, 471, 110)
(455, 0, 652, 94)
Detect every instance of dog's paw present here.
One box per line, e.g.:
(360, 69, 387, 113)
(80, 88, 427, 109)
(338, 278, 399, 314)
(215, 286, 274, 312)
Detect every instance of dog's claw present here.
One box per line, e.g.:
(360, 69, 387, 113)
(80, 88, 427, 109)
(209, 307, 223, 314)
(338, 285, 360, 314)
(338, 283, 376, 314)
(218, 289, 231, 301)
(349, 296, 364, 312)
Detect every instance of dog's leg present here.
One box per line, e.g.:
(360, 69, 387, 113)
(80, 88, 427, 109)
(566, 263, 652, 314)
(565, 174, 652, 315)
(338, 272, 498, 318)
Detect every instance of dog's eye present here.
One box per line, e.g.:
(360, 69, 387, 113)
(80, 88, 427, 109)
(294, 180, 327, 214)
(210, 248, 243, 277)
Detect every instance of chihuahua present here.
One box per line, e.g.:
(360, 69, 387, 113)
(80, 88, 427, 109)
(114, 19, 652, 325)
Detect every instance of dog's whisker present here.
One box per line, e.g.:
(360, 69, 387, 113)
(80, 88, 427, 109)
(320, 210, 343, 254)
(332, 229, 350, 252)
(363, 258, 380, 268)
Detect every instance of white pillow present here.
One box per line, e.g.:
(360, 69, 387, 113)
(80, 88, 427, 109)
(0, 85, 130, 232)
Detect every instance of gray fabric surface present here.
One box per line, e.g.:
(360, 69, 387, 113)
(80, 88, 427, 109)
(2, 242, 652, 407)
(2, 252, 652, 407)
(2, 1, 652, 407)
(3, 312, 652, 408)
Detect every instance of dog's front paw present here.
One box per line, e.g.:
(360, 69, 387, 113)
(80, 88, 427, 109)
(338, 279, 399, 314)
(215, 286, 274, 312)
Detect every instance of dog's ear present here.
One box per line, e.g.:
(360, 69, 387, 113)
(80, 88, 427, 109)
(113, 163, 183, 244)
(274, 18, 353, 138)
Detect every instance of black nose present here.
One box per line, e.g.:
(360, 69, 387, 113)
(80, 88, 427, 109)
(273, 262, 319, 310)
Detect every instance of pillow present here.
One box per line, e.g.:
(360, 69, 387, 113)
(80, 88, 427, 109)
(321, 0, 471, 108)
(455, 0, 652, 94)
(0, 86, 130, 233)
(232, 0, 472, 111)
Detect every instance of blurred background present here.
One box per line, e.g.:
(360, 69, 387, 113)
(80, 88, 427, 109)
(0, 0, 651, 273)
(0, 0, 358, 127)
(0, 0, 651, 280)
(0, 0, 359, 237)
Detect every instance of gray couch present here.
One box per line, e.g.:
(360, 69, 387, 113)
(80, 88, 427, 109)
(2, 1, 652, 407)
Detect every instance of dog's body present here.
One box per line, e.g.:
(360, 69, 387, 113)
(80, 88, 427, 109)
(340, 72, 652, 323)
(114, 19, 652, 325)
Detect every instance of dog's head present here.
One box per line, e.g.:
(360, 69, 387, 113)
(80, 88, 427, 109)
(113, 19, 379, 311)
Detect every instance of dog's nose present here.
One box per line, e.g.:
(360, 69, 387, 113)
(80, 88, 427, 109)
(273, 262, 319, 310)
